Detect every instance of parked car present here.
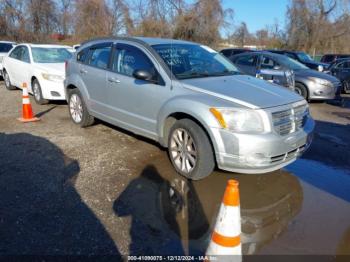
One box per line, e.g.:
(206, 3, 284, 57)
(64, 37, 314, 180)
(325, 58, 350, 93)
(220, 48, 255, 60)
(225, 50, 295, 90)
(2, 44, 72, 104)
(0, 41, 16, 77)
(320, 54, 350, 64)
(231, 51, 341, 101)
(267, 50, 328, 72)
(73, 44, 80, 51)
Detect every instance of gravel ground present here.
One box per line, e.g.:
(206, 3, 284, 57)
(0, 82, 349, 258)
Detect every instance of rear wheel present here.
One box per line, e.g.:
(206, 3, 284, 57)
(32, 79, 49, 105)
(68, 89, 94, 127)
(295, 83, 308, 100)
(168, 119, 215, 180)
(3, 70, 16, 90)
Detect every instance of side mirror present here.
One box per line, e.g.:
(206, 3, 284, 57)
(133, 69, 153, 81)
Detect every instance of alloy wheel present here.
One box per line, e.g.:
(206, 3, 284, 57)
(33, 82, 41, 101)
(169, 128, 197, 174)
(69, 94, 83, 123)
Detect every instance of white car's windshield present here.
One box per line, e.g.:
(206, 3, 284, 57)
(152, 44, 240, 79)
(32, 48, 72, 63)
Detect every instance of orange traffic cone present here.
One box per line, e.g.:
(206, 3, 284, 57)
(17, 83, 40, 123)
(206, 180, 242, 261)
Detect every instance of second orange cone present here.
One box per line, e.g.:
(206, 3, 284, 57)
(17, 83, 40, 123)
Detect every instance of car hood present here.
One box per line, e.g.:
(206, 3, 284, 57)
(295, 69, 339, 82)
(180, 75, 303, 109)
(35, 63, 65, 76)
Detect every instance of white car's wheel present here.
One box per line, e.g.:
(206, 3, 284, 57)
(3, 70, 16, 90)
(32, 79, 48, 105)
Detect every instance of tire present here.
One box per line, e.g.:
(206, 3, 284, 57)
(294, 82, 308, 100)
(343, 80, 350, 94)
(32, 79, 49, 105)
(3, 70, 16, 90)
(168, 119, 215, 180)
(67, 88, 94, 127)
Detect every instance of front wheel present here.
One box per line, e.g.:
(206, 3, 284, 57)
(32, 79, 48, 105)
(294, 83, 308, 100)
(68, 89, 94, 127)
(343, 80, 350, 94)
(168, 119, 215, 180)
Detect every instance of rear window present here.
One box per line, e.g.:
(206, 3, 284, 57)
(220, 49, 232, 57)
(0, 43, 13, 53)
(234, 55, 256, 66)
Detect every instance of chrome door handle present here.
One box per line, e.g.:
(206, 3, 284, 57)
(80, 69, 87, 74)
(108, 77, 121, 84)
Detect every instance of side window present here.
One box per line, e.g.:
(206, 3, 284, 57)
(261, 56, 280, 69)
(88, 46, 112, 69)
(21, 46, 30, 63)
(77, 47, 89, 63)
(9, 46, 22, 59)
(336, 62, 344, 69)
(343, 61, 350, 69)
(235, 55, 255, 66)
(112, 44, 157, 78)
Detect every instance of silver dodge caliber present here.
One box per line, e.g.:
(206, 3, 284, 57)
(64, 37, 315, 180)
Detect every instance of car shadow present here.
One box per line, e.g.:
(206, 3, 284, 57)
(0, 132, 121, 258)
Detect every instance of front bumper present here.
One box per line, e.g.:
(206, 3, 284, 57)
(212, 117, 315, 174)
(38, 79, 66, 100)
(308, 81, 341, 100)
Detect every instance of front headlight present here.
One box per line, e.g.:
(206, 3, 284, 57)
(210, 108, 265, 133)
(317, 65, 324, 72)
(309, 77, 330, 86)
(42, 73, 64, 82)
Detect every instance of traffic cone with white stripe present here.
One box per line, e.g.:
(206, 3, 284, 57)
(206, 179, 242, 262)
(17, 83, 40, 123)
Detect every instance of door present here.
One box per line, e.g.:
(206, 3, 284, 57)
(16, 46, 31, 89)
(6, 46, 31, 87)
(233, 54, 257, 75)
(78, 43, 112, 113)
(332, 61, 350, 81)
(257, 55, 289, 87)
(106, 43, 169, 137)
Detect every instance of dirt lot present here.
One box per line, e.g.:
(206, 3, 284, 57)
(0, 82, 350, 258)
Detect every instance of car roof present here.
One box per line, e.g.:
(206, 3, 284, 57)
(0, 41, 15, 45)
(81, 36, 197, 47)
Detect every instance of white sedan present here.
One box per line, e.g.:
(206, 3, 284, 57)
(2, 44, 72, 104)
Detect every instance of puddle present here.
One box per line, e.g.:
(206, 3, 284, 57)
(115, 153, 350, 255)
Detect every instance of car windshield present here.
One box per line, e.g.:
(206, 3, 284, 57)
(275, 54, 309, 70)
(32, 47, 72, 63)
(0, 43, 14, 53)
(296, 52, 313, 63)
(152, 44, 240, 79)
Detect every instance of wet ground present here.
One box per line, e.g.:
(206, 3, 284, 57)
(0, 82, 349, 259)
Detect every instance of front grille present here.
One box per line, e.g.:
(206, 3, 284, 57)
(272, 104, 308, 136)
(270, 144, 306, 164)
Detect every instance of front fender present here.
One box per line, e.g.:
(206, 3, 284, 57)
(64, 74, 90, 105)
(157, 96, 223, 152)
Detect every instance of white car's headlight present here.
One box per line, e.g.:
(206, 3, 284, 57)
(309, 77, 330, 86)
(42, 73, 64, 82)
(210, 108, 265, 133)
(318, 65, 324, 72)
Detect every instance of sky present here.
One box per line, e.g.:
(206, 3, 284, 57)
(222, 0, 289, 33)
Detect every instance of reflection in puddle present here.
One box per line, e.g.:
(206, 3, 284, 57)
(115, 154, 303, 255)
